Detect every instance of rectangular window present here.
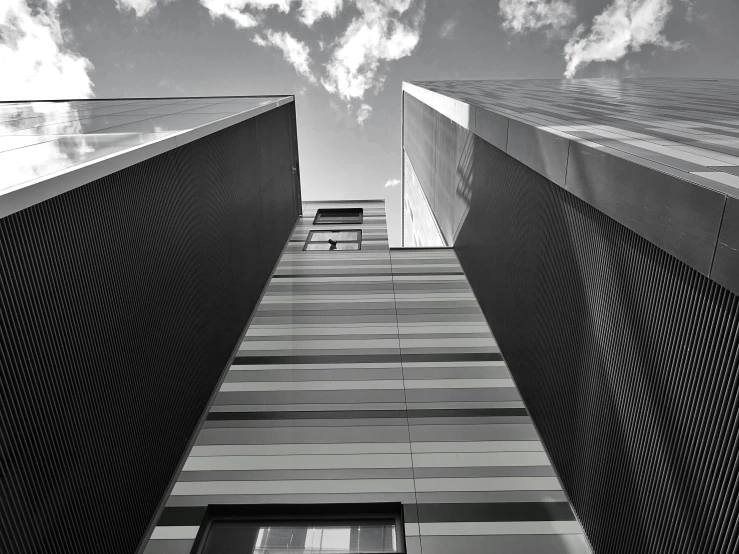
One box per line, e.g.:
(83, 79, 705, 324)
(304, 229, 362, 251)
(314, 208, 363, 225)
(192, 504, 405, 554)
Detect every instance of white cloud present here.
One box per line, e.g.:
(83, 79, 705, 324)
(499, 0, 577, 33)
(321, 0, 424, 102)
(298, 0, 344, 26)
(439, 17, 457, 39)
(252, 34, 268, 46)
(356, 103, 372, 124)
(564, 0, 682, 78)
(253, 30, 317, 83)
(115, 0, 159, 17)
(199, 0, 291, 29)
(1, 0, 93, 100)
(384, 178, 400, 188)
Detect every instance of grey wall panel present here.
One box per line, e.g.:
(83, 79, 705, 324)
(0, 104, 299, 554)
(403, 92, 474, 245)
(566, 140, 725, 275)
(506, 119, 569, 187)
(711, 195, 739, 295)
(436, 127, 739, 554)
(471, 106, 508, 152)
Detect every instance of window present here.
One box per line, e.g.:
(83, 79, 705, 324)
(314, 208, 363, 225)
(192, 504, 405, 554)
(304, 230, 362, 251)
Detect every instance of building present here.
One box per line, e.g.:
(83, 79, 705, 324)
(0, 96, 301, 554)
(4, 79, 738, 554)
(142, 201, 591, 554)
(1, 95, 590, 554)
(402, 78, 739, 554)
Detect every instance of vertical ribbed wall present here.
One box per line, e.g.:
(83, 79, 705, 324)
(0, 104, 299, 554)
(403, 94, 739, 554)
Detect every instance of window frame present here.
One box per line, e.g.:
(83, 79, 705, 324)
(303, 229, 363, 252)
(189, 503, 406, 554)
(313, 207, 364, 225)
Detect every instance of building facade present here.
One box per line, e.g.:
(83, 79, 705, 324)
(0, 96, 301, 554)
(143, 200, 591, 554)
(5, 79, 738, 554)
(2, 95, 592, 554)
(402, 79, 739, 554)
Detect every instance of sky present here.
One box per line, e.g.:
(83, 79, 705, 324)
(3, 0, 739, 245)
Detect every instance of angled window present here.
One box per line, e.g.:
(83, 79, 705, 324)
(191, 504, 405, 554)
(304, 229, 362, 251)
(314, 208, 363, 225)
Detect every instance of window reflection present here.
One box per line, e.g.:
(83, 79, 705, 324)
(310, 231, 359, 242)
(0, 98, 285, 192)
(303, 229, 362, 252)
(252, 523, 398, 553)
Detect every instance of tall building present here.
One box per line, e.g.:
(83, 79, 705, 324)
(142, 201, 591, 554)
(0, 96, 301, 554)
(2, 95, 590, 554)
(402, 79, 739, 554)
(4, 79, 738, 554)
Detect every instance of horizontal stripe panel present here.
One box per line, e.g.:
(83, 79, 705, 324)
(419, 521, 583, 535)
(182, 453, 413, 471)
(414, 477, 563, 492)
(171, 479, 416, 495)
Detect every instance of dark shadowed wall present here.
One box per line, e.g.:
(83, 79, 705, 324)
(403, 93, 739, 554)
(0, 103, 300, 554)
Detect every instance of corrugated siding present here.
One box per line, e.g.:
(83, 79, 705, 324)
(145, 202, 591, 554)
(0, 105, 299, 554)
(405, 93, 739, 554)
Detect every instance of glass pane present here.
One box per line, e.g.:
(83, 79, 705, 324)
(336, 243, 360, 250)
(310, 231, 359, 241)
(305, 243, 331, 250)
(253, 523, 398, 553)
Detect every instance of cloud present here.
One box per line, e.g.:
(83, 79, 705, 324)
(108, 0, 425, 126)
(384, 178, 401, 188)
(439, 17, 457, 39)
(199, 0, 291, 29)
(298, 0, 344, 26)
(1, 0, 94, 100)
(253, 30, 317, 82)
(356, 103, 372, 124)
(564, 0, 682, 78)
(115, 0, 159, 17)
(499, 0, 577, 33)
(321, 0, 424, 102)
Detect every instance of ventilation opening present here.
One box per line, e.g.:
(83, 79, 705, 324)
(314, 208, 363, 225)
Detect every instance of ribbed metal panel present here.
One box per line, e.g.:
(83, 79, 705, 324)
(0, 105, 299, 554)
(404, 95, 739, 554)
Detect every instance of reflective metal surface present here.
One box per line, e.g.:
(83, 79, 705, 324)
(0, 97, 283, 195)
(411, 78, 739, 195)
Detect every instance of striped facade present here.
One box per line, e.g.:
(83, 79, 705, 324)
(143, 201, 591, 554)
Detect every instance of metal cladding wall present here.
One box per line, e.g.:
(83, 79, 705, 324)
(0, 103, 300, 554)
(404, 94, 739, 554)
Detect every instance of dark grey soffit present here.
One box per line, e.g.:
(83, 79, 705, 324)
(0, 95, 294, 220)
(403, 81, 739, 295)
